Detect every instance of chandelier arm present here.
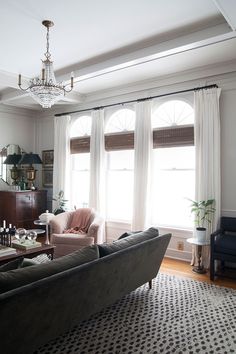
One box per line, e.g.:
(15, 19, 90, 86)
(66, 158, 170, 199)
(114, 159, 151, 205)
(18, 85, 32, 92)
(64, 87, 73, 93)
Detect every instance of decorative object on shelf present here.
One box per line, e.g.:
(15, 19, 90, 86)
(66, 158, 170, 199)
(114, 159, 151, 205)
(19, 153, 42, 189)
(0, 144, 22, 185)
(53, 190, 68, 215)
(12, 229, 41, 250)
(18, 20, 74, 108)
(39, 210, 55, 223)
(42, 150, 54, 167)
(3, 153, 22, 185)
(0, 220, 16, 247)
(189, 199, 216, 242)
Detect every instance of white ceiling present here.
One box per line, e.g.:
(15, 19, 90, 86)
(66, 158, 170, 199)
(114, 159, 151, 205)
(0, 0, 236, 110)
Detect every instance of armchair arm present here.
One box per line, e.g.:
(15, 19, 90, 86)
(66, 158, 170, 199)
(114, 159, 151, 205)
(211, 228, 222, 239)
(49, 212, 73, 234)
(87, 216, 105, 244)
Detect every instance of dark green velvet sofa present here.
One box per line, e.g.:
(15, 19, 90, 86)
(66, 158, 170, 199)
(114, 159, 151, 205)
(0, 228, 171, 354)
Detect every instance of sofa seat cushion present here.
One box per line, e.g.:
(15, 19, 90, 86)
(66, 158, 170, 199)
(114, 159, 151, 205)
(0, 245, 99, 293)
(215, 234, 236, 256)
(98, 227, 159, 257)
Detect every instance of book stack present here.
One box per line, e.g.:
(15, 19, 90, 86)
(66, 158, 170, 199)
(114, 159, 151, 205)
(11, 240, 42, 250)
(0, 245, 17, 257)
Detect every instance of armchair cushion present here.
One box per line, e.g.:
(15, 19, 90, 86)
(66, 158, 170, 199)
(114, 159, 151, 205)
(214, 234, 236, 256)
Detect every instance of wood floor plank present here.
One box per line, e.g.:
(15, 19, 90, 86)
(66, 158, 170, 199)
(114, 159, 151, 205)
(160, 257, 236, 289)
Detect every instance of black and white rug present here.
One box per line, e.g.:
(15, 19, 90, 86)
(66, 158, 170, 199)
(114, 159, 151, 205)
(36, 273, 236, 354)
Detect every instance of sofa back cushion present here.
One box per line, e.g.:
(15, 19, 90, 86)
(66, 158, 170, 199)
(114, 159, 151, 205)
(98, 227, 159, 257)
(0, 245, 99, 294)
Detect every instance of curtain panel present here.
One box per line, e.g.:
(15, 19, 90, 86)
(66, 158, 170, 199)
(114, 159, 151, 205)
(53, 115, 71, 210)
(132, 101, 153, 231)
(193, 87, 221, 266)
(89, 109, 105, 216)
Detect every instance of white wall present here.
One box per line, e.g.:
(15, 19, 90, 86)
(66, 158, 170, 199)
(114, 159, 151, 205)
(36, 65, 236, 262)
(0, 105, 37, 190)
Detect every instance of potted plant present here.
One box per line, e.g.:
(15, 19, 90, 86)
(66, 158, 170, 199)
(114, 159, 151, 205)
(52, 190, 68, 215)
(189, 199, 216, 242)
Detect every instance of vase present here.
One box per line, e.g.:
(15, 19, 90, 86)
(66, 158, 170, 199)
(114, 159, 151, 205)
(195, 227, 206, 243)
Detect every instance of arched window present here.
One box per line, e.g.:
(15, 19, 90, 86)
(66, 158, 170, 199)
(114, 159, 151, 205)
(106, 108, 135, 133)
(151, 99, 195, 229)
(152, 100, 194, 128)
(105, 108, 135, 221)
(70, 115, 92, 138)
(70, 116, 91, 209)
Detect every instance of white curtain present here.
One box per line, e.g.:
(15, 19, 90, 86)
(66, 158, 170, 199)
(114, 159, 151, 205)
(194, 87, 221, 265)
(132, 100, 153, 231)
(89, 109, 105, 215)
(53, 115, 71, 210)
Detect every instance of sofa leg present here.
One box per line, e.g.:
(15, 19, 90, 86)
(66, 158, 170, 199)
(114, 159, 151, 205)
(148, 280, 152, 290)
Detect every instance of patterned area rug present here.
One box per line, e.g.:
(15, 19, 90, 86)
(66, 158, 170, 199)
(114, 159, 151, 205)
(35, 273, 236, 354)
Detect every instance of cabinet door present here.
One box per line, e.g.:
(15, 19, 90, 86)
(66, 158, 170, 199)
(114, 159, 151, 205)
(15, 193, 33, 222)
(32, 191, 47, 219)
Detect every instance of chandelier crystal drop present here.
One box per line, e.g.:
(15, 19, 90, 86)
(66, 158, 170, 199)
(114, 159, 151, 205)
(18, 20, 74, 108)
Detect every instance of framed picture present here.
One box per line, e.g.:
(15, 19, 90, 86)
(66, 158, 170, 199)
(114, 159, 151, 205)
(42, 169, 53, 187)
(42, 150, 54, 167)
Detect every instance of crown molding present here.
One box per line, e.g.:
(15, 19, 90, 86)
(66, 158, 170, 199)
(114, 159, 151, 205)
(0, 103, 37, 117)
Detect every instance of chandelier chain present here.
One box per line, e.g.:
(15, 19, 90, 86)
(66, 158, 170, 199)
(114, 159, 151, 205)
(45, 26, 51, 60)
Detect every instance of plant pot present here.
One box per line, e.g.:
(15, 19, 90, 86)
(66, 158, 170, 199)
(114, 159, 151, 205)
(195, 227, 206, 243)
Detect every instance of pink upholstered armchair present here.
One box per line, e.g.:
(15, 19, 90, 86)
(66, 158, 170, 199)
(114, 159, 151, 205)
(49, 208, 104, 258)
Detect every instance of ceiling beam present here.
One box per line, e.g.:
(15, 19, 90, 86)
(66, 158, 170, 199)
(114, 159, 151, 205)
(213, 0, 236, 31)
(58, 30, 236, 88)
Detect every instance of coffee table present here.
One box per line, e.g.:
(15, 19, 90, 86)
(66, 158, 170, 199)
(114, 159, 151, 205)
(0, 244, 55, 266)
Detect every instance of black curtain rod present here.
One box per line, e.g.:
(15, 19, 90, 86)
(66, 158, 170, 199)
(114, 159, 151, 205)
(55, 84, 218, 117)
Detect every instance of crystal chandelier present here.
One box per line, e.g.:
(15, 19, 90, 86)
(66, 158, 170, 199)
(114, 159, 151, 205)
(18, 20, 74, 108)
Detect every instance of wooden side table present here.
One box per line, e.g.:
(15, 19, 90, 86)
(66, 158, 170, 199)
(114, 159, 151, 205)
(187, 238, 210, 274)
(34, 220, 50, 245)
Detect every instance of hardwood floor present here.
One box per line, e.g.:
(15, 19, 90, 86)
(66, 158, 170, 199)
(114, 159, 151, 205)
(160, 257, 236, 290)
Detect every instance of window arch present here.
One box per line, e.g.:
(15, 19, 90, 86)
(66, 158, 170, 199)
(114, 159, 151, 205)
(70, 115, 91, 138)
(152, 100, 193, 128)
(105, 108, 135, 133)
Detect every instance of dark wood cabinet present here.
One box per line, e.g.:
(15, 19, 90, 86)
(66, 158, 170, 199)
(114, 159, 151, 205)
(0, 190, 47, 229)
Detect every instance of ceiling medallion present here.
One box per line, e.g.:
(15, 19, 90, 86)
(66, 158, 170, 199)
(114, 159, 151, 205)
(18, 20, 74, 108)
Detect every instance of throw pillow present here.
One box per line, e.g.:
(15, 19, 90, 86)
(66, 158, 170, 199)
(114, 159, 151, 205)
(99, 227, 159, 257)
(118, 231, 141, 240)
(0, 257, 24, 272)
